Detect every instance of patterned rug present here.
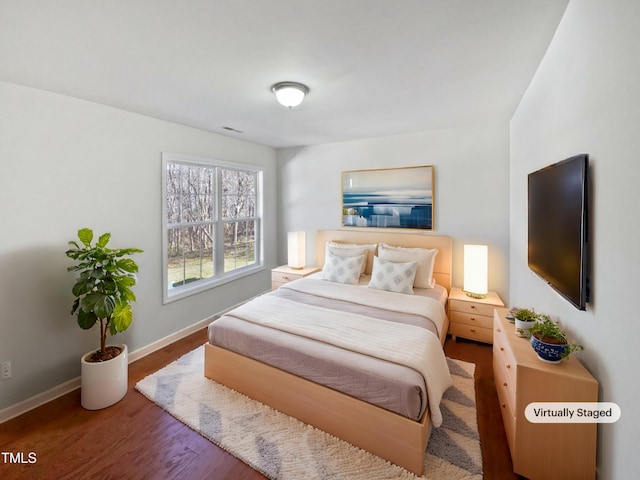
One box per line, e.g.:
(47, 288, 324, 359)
(136, 346, 482, 480)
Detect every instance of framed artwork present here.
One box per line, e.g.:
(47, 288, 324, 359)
(342, 165, 434, 230)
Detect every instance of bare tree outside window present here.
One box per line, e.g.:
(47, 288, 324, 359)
(163, 155, 262, 301)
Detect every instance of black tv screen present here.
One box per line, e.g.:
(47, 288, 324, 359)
(528, 154, 589, 310)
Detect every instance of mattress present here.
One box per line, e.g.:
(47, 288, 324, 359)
(207, 274, 448, 421)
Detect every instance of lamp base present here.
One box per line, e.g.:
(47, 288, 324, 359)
(463, 290, 487, 299)
(288, 265, 304, 270)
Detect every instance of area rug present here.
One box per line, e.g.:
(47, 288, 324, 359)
(136, 346, 482, 480)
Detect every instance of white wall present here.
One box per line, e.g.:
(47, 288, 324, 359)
(277, 124, 510, 299)
(510, 0, 640, 477)
(0, 81, 277, 410)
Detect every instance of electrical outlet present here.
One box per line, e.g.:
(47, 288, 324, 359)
(1, 361, 11, 380)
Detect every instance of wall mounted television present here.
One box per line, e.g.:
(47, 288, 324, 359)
(528, 154, 589, 310)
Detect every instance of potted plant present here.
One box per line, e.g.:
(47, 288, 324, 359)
(529, 315, 583, 363)
(513, 307, 539, 338)
(66, 228, 143, 409)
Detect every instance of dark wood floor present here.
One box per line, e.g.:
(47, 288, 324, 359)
(0, 330, 518, 480)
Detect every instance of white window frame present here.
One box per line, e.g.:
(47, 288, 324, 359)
(162, 152, 264, 303)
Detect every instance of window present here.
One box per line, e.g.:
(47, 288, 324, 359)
(162, 153, 263, 302)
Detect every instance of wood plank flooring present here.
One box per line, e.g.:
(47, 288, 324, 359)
(0, 330, 519, 480)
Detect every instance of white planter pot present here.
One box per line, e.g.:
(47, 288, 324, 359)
(515, 319, 536, 338)
(81, 344, 128, 410)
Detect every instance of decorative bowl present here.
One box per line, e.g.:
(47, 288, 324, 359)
(530, 335, 568, 364)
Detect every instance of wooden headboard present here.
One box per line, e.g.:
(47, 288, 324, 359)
(315, 230, 452, 292)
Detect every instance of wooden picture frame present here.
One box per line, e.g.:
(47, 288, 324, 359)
(342, 165, 434, 230)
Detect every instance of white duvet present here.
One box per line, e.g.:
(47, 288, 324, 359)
(227, 278, 453, 427)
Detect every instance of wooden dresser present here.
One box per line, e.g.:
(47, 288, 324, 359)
(493, 307, 598, 480)
(271, 265, 321, 290)
(448, 287, 504, 343)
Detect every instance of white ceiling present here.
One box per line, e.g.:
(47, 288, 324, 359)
(0, 0, 569, 149)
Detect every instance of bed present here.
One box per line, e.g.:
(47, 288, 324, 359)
(204, 230, 452, 475)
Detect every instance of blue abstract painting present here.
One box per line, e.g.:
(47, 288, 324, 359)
(342, 166, 434, 229)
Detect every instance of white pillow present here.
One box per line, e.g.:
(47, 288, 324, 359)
(325, 241, 376, 276)
(368, 256, 418, 294)
(323, 251, 365, 285)
(378, 243, 438, 288)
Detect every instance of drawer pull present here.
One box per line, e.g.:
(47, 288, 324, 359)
(502, 404, 507, 409)
(470, 317, 476, 321)
(506, 364, 511, 369)
(470, 329, 476, 333)
(497, 328, 502, 333)
(500, 347, 505, 351)
(470, 305, 477, 309)
(283, 276, 290, 280)
(503, 382, 508, 387)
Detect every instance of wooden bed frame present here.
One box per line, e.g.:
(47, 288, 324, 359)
(205, 230, 452, 475)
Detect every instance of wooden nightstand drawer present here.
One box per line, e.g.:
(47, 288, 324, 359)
(271, 266, 321, 290)
(449, 322, 493, 343)
(272, 270, 303, 283)
(449, 299, 495, 317)
(449, 310, 493, 329)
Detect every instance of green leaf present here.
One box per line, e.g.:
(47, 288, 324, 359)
(116, 276, 136, 287)
(81, 293, 115, 319)
(72, 278, 94, 297)
(77, 309, 97, 330)
(116, 258, 139, 274)
(77, 228, 94, 247)
(97, 233, 111, 248)
(110, 303, 132, 335)
(118, 286, 137, 303)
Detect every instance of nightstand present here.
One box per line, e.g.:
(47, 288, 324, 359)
(448, 286, 504, 343)
(271, 265, 321, 290)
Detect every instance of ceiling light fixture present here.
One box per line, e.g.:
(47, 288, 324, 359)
(271, 82, 309, 108)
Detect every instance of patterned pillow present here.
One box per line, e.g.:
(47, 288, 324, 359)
(378, 243, 438, 288)
(368, 256, 419, 294)
(322, 251, 366, 285)
(325, 241, 376, 276)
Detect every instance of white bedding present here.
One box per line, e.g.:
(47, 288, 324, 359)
(225, 276, 453, 427)
(283, 274, 448, 338)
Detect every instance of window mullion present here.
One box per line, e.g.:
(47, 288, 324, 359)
(214, 167, 225, 275)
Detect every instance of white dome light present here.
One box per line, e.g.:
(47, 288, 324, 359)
(271, 82, 309, 108)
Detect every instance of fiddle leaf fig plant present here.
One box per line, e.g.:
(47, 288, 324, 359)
(66, 228, 143, 360)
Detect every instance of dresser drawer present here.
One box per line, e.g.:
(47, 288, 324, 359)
(493, 358, 516, 454)
(449, 298, 495, 317)
(494, 352, 517, 414)
(450, 310, 493, 329)
(449, 322, 493, 343)
(493, 330, 517, 387)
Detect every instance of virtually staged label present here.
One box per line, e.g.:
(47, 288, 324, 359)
(525, 402, 621, 423)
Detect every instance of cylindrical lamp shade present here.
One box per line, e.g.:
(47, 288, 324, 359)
(463, 245, 488, 298)
(287, 231, 306, 269)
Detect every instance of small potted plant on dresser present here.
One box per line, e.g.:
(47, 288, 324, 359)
(66, 228, 143, 410)
(529, 315, 583, 364)
(513, 307, 539, 338)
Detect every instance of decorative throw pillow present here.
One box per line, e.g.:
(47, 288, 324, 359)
(325, 241, 376, 276)
(322, 251, 366, 285)
(378, 243, 438, 288)
(368, 256, 418, 294)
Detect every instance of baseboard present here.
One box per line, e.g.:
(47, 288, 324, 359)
(0, 293, 266, 424)
(0, 377, 82, 424)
